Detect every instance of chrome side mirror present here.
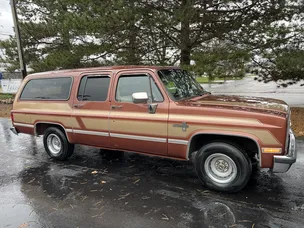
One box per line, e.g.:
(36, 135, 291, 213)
(132, 92, 149, 104)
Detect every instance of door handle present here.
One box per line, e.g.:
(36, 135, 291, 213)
(111, 105, 123, 109)
(73, 104, 84, 108)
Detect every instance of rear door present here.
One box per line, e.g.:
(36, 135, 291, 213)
(71, 72, 112, 148)
(109, 70, 169, 156)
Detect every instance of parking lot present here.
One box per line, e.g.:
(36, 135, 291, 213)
(203, 76, 304, 107)
(0, 118, 304, 228)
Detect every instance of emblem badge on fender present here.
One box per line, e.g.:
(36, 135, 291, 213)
(173, 122, 189, 132)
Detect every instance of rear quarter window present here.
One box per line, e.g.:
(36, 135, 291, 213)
(20, 77, 72, 100)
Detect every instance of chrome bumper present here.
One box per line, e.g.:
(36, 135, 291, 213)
(10, 127, 18, 135)
(272, 130, 297, 173)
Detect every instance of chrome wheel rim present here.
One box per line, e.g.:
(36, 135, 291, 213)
(204, 153, 237, 184)
(47, 134, 62, 155)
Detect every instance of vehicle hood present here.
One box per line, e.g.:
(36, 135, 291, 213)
(178, 94, 289, 116)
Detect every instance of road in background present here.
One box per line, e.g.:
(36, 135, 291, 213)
(0, 118, 304, 228)
(202, 77, 304, 107)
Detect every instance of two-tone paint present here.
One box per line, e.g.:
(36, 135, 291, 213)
(11, 66, 293, 169)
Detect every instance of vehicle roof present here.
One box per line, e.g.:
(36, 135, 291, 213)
(27, 65, 179, 79)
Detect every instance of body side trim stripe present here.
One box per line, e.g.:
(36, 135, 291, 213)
(72, 130, 188, 145)
(73, 129, 109, 137)
(168, 139, 188, 145)
(14, 123, 34, 128)
(110, 133, 167, 143)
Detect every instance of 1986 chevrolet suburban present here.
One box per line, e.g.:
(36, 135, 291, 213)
(10, 66, 297, 192)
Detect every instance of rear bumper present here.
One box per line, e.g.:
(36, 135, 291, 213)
(272, 130, 297, 173)
(10, 127, 18, 135)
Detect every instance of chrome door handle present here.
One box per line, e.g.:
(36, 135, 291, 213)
(73, 104, 84, 108)
(111, 105, 123, 109)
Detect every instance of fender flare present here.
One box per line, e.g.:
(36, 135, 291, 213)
(186, 132, 261, 166)
(34, 121, 72, 142)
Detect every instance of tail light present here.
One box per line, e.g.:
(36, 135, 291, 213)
(11, 112, 14, 122)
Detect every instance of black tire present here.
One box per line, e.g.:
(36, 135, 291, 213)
(251, 156, 259, 174)
(43, 127, 74, 161)
(195, 142, 252, 192)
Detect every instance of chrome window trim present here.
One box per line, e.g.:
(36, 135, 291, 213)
(110, 133, 167, 143)
(186, 132, 261, 166)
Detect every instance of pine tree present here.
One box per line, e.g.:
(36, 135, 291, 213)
(0, 0, 302, 87)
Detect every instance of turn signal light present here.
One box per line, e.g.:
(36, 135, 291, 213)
(262, 148, 282, 153)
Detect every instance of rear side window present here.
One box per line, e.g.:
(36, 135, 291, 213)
(77, 76, 110, 101)
(20, 77, 72, 100)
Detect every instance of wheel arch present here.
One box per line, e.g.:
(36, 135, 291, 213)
(186, 132, 261, 166)
(34, 121, 72, 142)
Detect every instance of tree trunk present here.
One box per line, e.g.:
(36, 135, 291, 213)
(127, 25, 139, 65)
(124, 1, 140, 65)
(180, 46, 191, 65)
(180, 0, 191, 66)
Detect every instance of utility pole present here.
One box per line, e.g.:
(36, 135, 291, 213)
(10, 0, 27, 78)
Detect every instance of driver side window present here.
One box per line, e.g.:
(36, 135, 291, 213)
(116, 75, 163, 103)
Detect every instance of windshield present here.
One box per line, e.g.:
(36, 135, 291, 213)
(158, 69, 207, 101)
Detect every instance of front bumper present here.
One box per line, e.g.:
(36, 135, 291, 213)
(272, 130, 297, 173)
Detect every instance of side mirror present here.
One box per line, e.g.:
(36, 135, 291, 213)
(132, 92, 149, 104)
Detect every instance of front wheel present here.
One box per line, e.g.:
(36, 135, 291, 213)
(43, 127, 74, 161)
(195, 142, 252, 192)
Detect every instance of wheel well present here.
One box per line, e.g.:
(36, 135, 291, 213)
(188, 134, 259, 159)
(35, 123, 66, 136)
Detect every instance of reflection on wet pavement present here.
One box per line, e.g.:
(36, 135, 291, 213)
(0, 118, 304, 227)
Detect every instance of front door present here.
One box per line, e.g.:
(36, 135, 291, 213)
(72, 72, 112, 148)
(109, 71, 169, 156)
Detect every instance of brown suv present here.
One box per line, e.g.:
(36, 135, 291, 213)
(10, 66, 297, 192)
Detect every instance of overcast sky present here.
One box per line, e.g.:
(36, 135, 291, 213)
(0, 0, 14, 40)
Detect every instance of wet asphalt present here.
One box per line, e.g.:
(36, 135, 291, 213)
(202, 77, 304, 107)
(0, 118, 304, 228)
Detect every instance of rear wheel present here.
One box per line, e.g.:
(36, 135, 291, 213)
(195, 142, 252, 192)
(43, 127, 74, 160)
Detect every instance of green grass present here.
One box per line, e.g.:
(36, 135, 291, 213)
(0, 93, 15, 100)
(195, 77, 209, 83)
(196, 76, 243, 83)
